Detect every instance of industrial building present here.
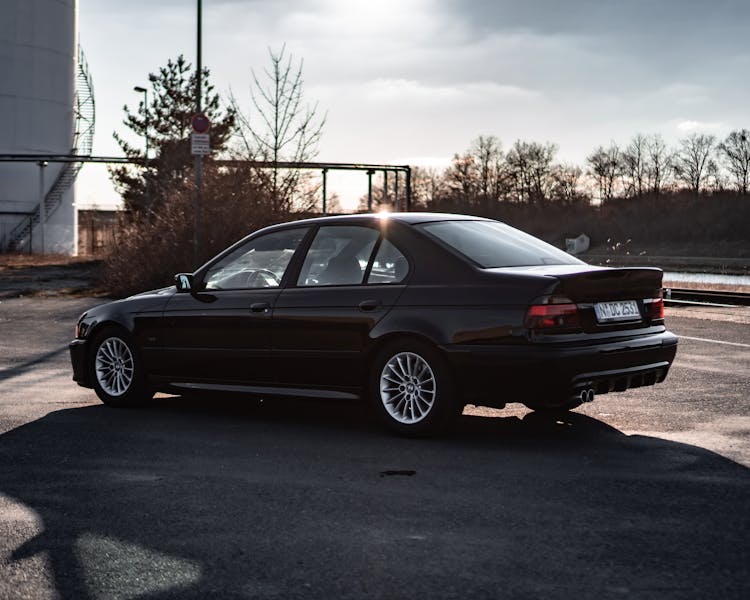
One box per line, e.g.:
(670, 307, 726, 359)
(0, 0, 94, 255)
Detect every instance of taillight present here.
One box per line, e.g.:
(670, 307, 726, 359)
(525, 301, 581, 332)
(644, 297, 664, 321)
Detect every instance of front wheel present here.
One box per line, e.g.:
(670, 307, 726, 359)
(368, 340, 461, 437)
(89, 328, 152, 407)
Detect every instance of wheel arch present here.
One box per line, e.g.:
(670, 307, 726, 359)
(367, 311, 452, 363)
(86, 318, 131, 344)
(366, 331, 441, 360)
(364, 330, 457, 390)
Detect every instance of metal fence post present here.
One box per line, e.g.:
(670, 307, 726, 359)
(322, 168, 328, 215)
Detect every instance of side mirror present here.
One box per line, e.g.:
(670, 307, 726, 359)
(175, 273, 194, 293)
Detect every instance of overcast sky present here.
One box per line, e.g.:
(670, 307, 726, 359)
(77, 0, 750, 208)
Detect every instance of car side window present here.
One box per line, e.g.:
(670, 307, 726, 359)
(204, 228, 309, 290)
(367, 239, 409, 284)
(297, 226, 379, 287)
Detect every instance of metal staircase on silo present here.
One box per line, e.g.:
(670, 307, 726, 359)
(4, 45, 95, 252)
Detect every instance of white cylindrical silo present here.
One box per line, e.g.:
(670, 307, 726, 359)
(0, 0, 78, 254)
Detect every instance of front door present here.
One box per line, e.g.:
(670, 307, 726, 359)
(155, 226, 310, 385)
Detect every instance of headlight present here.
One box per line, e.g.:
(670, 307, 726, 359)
(76, 314, 90, 339)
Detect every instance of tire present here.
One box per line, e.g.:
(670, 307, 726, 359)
(368, 339, 461, 437)
(89, 327, 153, 408)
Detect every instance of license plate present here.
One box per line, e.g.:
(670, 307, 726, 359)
(594, 300, 640, 323)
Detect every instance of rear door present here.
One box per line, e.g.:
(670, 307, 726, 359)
(273, 225, 409, 390)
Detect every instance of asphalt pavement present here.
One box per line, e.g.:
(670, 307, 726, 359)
(0, 296, 748, 599)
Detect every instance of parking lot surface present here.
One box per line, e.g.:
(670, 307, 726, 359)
(1, 296, 748, 599)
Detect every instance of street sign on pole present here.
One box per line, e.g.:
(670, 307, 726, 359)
(191, 113, 211, 133)
(191, 132, 210, 155)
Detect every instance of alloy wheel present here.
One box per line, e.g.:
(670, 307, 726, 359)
(379, 352, 436, 424)
(95, 337, 135, 397)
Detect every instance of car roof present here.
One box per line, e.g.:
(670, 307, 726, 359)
(277, 212, 492, 228)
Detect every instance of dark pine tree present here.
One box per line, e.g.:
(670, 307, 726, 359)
(110, 55, 236, 212)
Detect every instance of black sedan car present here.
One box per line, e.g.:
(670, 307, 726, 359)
(70, 213, 677, 435)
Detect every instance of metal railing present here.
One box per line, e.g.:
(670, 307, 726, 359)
(663, 288, 750, 307)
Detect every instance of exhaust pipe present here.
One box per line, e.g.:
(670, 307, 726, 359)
(570, 388, 595, 404)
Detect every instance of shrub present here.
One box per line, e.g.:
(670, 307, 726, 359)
(101, 166, 291, 297)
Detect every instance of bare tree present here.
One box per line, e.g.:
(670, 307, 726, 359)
(410, 166, 446, 209)
(718, 129, 750, 194)
(621, 134, 648, 197)
(232, 45, 326, 212)
(442, 136, 507, 210)
(444, 151, 478, 204)
(586, 142, 622, 203)
(471, 135, 503, 208)
(505, 140, 557, 204)
(549, 164, 585, 205)
(673, 133, 717, 193)
(644, 134, 673, 195)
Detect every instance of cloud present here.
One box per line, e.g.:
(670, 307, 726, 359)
(360, 79, 539, 105)
(676, 120, 725, 133)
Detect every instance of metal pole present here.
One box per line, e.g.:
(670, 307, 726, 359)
(367, 170, 374, 212)
(405, 167, 411, 212)
(194, 0, 203, 267)
(395, 171, 399, 211)
(38, 161, 47, 253)
(144, 89, 149, 208)
(322, 169, 328, 215)
(383, 170, 388, 209)
(134, 86, 149, 208)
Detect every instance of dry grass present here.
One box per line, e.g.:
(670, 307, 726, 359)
(0, 253, 93, 270)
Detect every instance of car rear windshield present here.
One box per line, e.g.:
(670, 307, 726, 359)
(418, 220, 583, 268)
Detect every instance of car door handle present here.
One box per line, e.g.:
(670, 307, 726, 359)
(250, 302, 270, 313)
(358, 299, 381, 312)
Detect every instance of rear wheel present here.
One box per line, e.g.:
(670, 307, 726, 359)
(369, 340, 461, 437)
(89, 328, 152, 407)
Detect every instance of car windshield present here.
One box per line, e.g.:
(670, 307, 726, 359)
(418, 220, 583, 268)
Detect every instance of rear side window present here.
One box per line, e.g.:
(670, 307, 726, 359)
(367, 240, 409, 284)
(419, 220, 583, 268)
(298, 226, 379, 286)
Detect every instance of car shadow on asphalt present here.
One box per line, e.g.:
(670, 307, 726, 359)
(1, 398, 749, 599)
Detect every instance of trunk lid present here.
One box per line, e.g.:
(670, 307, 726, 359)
(488, 265, 664, 333)
(488, 265, 663, 302)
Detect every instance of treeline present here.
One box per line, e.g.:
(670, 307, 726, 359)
(360, 132, 749, 254)
(390, 131, 750, 213)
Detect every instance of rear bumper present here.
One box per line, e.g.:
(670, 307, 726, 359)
(69, 339, 92, 388)
(443, 330, 678, 407)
